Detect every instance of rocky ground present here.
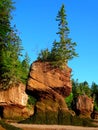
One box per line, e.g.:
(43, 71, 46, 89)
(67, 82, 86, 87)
(11, 123, 98, 130)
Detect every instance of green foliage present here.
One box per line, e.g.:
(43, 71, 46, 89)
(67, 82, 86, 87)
(94, 102, 98, 111)
(21, 52, 30, 83)
(37, 48, 51, 62)
(71, 79, 98, 113)
(0, 29, 24, 89)
(0, 0, 19, 88)
(72, 79, 91, 97)
(65, 93, 73, 109)
(91, 82, 98, 111)
(37, 4, 78, 67)
(0, 0, 14, 42)
(51, 4, 78, 65)
(71, 79, 92, 111)
(0, 0, 30, 89)
(28, 95, 37, 105)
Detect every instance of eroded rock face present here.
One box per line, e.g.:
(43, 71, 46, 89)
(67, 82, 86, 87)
(0, 83, 28, 107)
(76, 95, 94, 118)
(0, 83, 34, 119)
(27, 61, 72, 112)
(3, 105, 34, 119)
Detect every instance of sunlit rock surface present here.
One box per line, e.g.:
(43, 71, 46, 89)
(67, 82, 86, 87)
(76, 95, 94, 118)
(0, 83, 33, 119)
(0, 83, 28, 107)
(27, 61, 72, 112)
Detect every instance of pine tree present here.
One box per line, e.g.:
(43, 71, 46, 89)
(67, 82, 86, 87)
(51, 4, 78, 66)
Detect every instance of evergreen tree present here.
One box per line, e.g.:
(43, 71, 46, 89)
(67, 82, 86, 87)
(72, 79, 91, 97)
(37, 48, 50, 62)
(0, 0, 13, 66)
(37, 4, 78, 66)
(51, 4, 78, 66)
(0, 0, 14, 44)
(0, 0, 26, 89)
(0, 0, 14, 88)
(91, 82, 98, 111)
(21, 52, 30, 83)
(0, 29, 23, 89)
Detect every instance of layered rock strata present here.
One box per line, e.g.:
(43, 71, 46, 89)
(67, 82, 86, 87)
(0, 83, 33, 119)
(27, 61, 72, 113)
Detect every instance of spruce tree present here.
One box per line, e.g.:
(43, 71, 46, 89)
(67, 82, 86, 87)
(51, 4, 78, 66)
(37, 4, 78, 67)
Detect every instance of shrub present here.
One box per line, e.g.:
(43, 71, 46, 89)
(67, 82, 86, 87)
(37, 49, 51, 62)
(65, 93, 73, 109)
(94, 102, 98, 111)
(28, 95, 37, 105)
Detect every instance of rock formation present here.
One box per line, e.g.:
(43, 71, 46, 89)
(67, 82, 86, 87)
(76, 95, 94, 118)
(27, 61, 72, 117)
(0, 83, 28, 107)
(0, 83, 34, 119)
(0, 61, 73, 122)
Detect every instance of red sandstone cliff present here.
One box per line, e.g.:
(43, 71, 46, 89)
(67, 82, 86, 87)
(0, 83, 28, 107)
(0, 83, 33, 119)
(27, 61, 72, 112)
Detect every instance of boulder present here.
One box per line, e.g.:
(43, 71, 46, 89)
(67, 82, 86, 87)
(76, 95, 94, 118)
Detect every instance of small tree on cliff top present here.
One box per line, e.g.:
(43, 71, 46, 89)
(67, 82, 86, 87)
(51, 4, 78, 66)
(37, 4, 78, 67)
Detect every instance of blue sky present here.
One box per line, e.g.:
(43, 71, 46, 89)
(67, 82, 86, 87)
(13, 0, 98, 85)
